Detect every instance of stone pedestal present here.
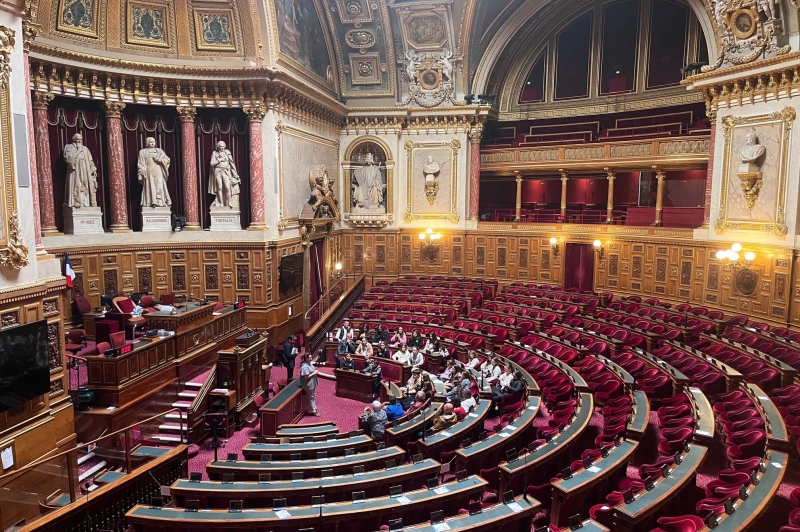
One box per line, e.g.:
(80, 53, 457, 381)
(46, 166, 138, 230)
(64, 206, 105, 235)
(210, 206, 242, 231)
(141, 206, 172, 232)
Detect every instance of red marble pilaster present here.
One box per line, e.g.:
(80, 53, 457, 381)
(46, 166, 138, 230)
(23, 47, 42, 245)
(703, 122, 717, 226)
(31, 91, 58, 235)
(104, 101, 130, 232)
(245, 102, 267, 229)
(176, 106, 200, 229)
(469, 137, 481, 220)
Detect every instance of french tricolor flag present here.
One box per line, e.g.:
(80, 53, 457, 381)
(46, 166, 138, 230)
(64, 254, 75, 288)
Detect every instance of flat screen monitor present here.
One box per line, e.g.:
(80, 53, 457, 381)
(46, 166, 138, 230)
(0, 320, 49, 414)
(278, 253, 304, 297)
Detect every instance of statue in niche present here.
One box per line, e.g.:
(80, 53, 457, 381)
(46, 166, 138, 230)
(208, 141, 240, 209)
(352, 152, 385, 210)
(137, 136, 172, 208)
(423, 155, 441, 183)
(738, 129, 766, 169)
(63, 133, 98, 208)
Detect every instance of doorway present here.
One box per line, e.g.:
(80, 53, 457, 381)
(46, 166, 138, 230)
(564, 243, 595, 292)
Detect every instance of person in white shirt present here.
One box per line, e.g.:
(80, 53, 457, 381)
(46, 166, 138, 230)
(335, 321, 353, 342)
(480, 356, 495, 377)
(497, 365, 514, 388)
(467, 351, 481, 370)
(355, 337, 373, 357)
(407, 346, 425, 369)
(392, 344, 410, 364)
(487, 359, 502, 384)
(423, 332, 438, 353)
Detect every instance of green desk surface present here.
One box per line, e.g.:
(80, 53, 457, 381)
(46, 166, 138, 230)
(420, 398, 491, 448)
(387, 403, 443, 436)
(748, 384, 789, 445)
(127, 475, 487, 524)
(52, 493, 73, 506)
(132, 446, 170, 458)
(457, 397, 540, 460)
(703, 451, 787, 531)
(173, 459, 439, 494)
(597, 355, 635, 385)
(615, 444, 707, 520)
(275, 424, 337, 437)
(502, 393, 594, 474)
(95, 470, 126, 484)
(507, 341, 588, 391)
(263, 379, 302, 409)
(688, 387, 715, 441)
(628, 391, 650, 436)
(208, 446, 405, 472)
(242, 434, 371, 455)
(401, 496, 543, 531)
(553, 440, 638, 494)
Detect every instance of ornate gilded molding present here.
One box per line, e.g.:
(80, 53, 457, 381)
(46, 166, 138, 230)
(21, 20, 38, 51)
(714, 107, 794, 237)
(343, 106, 493, 135)
(102, 100, 126, 118)
(175, 106, 197, 122)
(243, 101, 266, 122)
(31, 90, 53, 110)
(0, 25, 29, 270)
(404, 139, 461, 224)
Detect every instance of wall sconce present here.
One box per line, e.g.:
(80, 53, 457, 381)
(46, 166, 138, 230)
(418, 227, 442, 245)
(550, 237, 560, 255)
(593, 239, 605, 259)
(715, 243, 755, 268)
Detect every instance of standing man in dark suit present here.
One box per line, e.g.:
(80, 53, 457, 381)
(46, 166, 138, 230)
(282, 335, 298, 381)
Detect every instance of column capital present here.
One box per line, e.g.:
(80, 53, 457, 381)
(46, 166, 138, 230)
(514, 171, 523, 184)
(31, 91, 54, 110)
(103, 100, 126, 118)
(468, 124, 484, 144)
(652, 166, 667, 180)
(559, 169, 568, 182)
(21, 21, 39, 51)
(244, 101, 267, 122)
(604, 167, 615, 181)
(176, 106, 197, 122)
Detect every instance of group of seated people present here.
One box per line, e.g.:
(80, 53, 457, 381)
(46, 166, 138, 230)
(359, 393, 472, 442)
(334, 322, 449, 369)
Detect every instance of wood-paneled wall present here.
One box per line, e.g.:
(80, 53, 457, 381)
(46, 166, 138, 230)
(342, 229, 798, 328)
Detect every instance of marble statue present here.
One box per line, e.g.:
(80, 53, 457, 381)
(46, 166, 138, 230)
(352, 153, 384, 210)
(63, 133, 98, 208)
(756, 0, 777, 21)
(405, 49, 420, 83)
(739, 130, 766, 166)
(137, 137, 171, 208)
(437, 48, 453, 81)
(423, 155, 441, 183)
(208, 141, 240, 209)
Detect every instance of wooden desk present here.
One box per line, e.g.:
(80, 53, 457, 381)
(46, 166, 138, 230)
(242, 434, 373, 460)
(275, 422, 338, 438)
(665, 341, 743, 393)
(631, 347, 690, 394)
(127, 475, 488, 531)
(258, 379, 309, 436)
(705, 334, 797, 388)
(172, 459, 440, 507)
(747, 384, 790, 451)
(82, 311, 106, 340)
(143, 302, 216, 333)
(418, 399, 492, 458)
(613, 444, 707, 531)
(335, 368, 374, 402)
(687, 386, 715, 444)
(401, 496, 543, 532)
(384, 401, 444, 448)
(551, 440, 639, 527)
(216, 336, 269, 430)
(206, 447, 406, 481)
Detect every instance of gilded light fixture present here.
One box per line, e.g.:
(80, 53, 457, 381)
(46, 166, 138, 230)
(715, 243, 756, 268)
(550, 237, 560, 255)
(593, 239, 605, 260)
(419, 228, 442, 264)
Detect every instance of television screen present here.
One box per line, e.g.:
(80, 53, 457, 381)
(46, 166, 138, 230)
(279, 253, 304, 296)
(0, 320, 50, 413)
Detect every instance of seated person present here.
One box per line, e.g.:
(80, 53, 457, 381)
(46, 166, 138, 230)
(439, 359, 457, 382)
(361, 400, 387, 441)
(444, 368, 463, 391)
(355, 337, 373, 357)
(407, 346, 425, 369)
(480, 356, 494, 377)
(401, 367, 423, 396)
(466, 351, 482, 370)
(336, 332, 356, 368)
(496, 364, 514, 389)
(407, 391, 427, 413)
(392, 344, 410, 364)
(423, 332, 439, 354)
(407, 330, 424, 350)
(340, 352, 356, 371)
(451, 397, 467, 421)
(491, 370, 524, 414)
(485, 358, 502, 384)
(373, 324, 389, 344)
(362, 357, 383, 398)
(429, 340, 448, 359)
(384, 395, 405, 421)
(335, 320, 353, 341)
(445, 375, 470, 401)
(389, 327, 408, 348)
(374, 341, 391, 359)
(420, 373, 435, 400)
(430, 403, 458, 433)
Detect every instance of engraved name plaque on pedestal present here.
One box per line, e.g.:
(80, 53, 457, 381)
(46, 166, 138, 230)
(141, 206, 172, 232)
(209, 206, 241, 232)
(64, 206, 105, 235)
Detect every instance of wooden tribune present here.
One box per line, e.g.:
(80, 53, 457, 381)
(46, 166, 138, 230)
(258, 379, 308, 436)
(334, 368, 374, 402)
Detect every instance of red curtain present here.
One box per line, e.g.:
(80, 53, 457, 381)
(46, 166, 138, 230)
(564, 243, 595, 292)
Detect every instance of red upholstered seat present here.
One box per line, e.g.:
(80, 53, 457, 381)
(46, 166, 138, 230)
(65, 329, 86, 354)
(655, 515, 706, 532)
(95, 341, 111, 356)
(113, 296, 136, 313)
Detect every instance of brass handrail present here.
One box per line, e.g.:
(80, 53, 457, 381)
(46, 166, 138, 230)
(303, 266, 358, 321)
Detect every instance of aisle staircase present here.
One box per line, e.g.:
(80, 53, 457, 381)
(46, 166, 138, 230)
(153, 369, 213, 444)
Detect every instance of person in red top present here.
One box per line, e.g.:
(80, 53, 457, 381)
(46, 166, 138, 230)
(407, 391, 427, 413)
(451, 397, 467, 421)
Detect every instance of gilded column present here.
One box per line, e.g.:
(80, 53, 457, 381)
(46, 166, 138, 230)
(653, 167, 667, 226)
(468, 125, 483, 221)
(22, 23, 42, 245)
(32, 91, 58, 235)
(244, 102, 267, 230)
(605, 167, 615, 224)
(104, 101, 131, 232)
(559, 170, 568, 219)
(176, 106, 200, 230)
(514, 171, 523, 222)
(702, 119, 716, 227)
